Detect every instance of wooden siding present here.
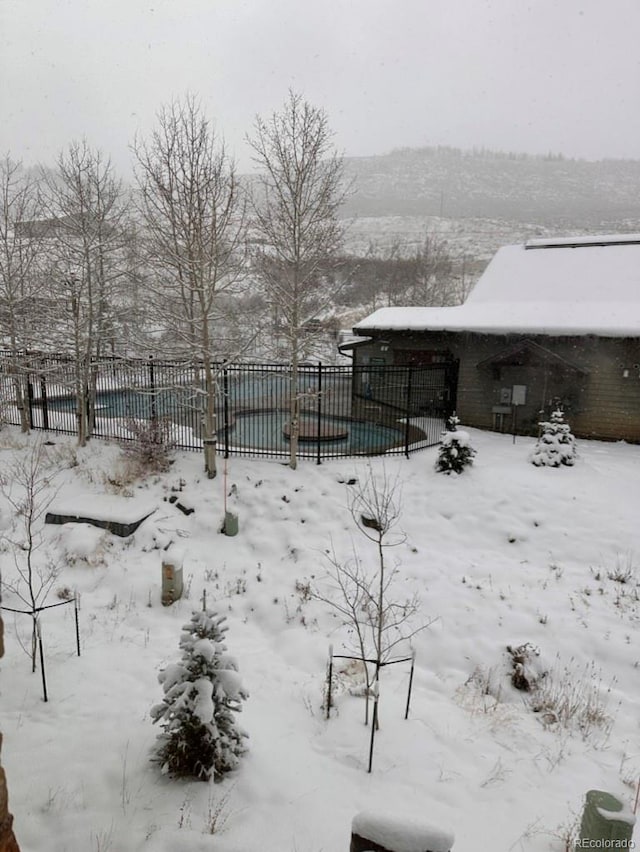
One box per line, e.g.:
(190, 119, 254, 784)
(353, 331, 640, 442)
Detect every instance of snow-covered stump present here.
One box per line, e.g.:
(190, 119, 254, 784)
(350, 812, 454, 852)
(161, 555, 184, 606)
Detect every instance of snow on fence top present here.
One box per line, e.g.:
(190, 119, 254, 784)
(351, 811, 454, 852)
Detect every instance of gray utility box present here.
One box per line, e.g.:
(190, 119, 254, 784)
(161, 557, 184, 606)
(579, 790, 636, 847)
(223, 510, 239, 537)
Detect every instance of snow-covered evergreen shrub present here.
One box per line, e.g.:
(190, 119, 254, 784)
(151, 609, 249, 781)
(435, 414, 476, 474)
(530, 409, 576, 468)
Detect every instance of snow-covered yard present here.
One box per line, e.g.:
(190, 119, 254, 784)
(0, 427, 638, 851)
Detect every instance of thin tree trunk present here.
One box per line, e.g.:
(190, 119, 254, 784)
(203, 357, 217, 479)
(374, 533, 385, 731)
(8, 340, 30, 433)
(12, 375, 30, 434)
(289, 348, 299, 470)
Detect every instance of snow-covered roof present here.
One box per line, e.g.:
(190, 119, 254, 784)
(354, 234, 640, 337)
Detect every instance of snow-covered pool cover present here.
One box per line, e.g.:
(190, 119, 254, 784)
(354, 235, 640, 337)
(352, 810, 454, 852)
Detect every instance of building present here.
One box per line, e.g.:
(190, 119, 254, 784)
(349, 234, 640, 441)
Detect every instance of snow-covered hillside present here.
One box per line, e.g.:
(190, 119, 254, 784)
(0, 428, 638, 851)
(342, 146, 640, 227)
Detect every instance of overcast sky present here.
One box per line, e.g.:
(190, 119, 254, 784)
(3, 0, 640, 176)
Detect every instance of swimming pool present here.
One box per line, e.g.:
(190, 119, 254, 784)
(40, 388, 411, 456)
(225, 410, 406, 455)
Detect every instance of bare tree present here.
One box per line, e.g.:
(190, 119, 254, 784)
(247, 90, 347, 469)
(403, 232, 456, 306)
(314, 467, 430, 735)
(0, 155, 43, 432)
(41, 140, 132, 446)
(133, 96, 248, 478)
(0, 440, 59, 672)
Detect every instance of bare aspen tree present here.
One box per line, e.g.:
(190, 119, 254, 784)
(0, 156, 43, 432)
(0, 440, 59, 673)
(247, 90, 346, 469)
(314, 466, 430, 732)
(405, 232, 455, 306)
(41, 140, 131, 446)
(133, 96, 247, 478)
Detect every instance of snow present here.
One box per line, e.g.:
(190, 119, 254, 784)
(192, 678, 215, 724)
(56, 523, 110, 565)
(469, 241, 640, 305)
(354, 301, 640, 337)
(352, 810, 454, 852)
(442, 429, 471, 448)
(596, 803, 637, 827)
(191, 638, 216, 663)
(1, 427, 639, 851)
(217, 668, 246, 701)
(354, 236, 640, 337)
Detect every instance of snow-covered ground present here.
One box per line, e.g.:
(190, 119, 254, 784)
(0, 427, 638, 851)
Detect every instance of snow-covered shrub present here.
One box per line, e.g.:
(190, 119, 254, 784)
(121, 416, 175, 477)
(530, 409, 576, 467)
(435, 413, 476, 474)
(527, 660, 614, 739)
(57, 523, 111, 566)
(151, 609, 249, 781)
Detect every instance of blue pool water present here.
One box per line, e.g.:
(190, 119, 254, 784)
(227, 411, 404, 454)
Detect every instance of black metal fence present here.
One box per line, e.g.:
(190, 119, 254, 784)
(0, 353, 456, 461)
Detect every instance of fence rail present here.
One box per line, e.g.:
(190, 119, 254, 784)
(0, 353, 455, 461)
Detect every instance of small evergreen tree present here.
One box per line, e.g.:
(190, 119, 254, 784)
(530, 409, 576, 467)
(151, 609, 248, 781)
(435, 413, 476, 474)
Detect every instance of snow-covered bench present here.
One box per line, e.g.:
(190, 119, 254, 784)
(351, 811, 454, 852)
(45, 495, 157, 538)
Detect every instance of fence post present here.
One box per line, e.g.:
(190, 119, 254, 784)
(404, 366, 413, 459)
(404, 650, 416, 720)
(316, 361, 323, 465)
(367, 694, 378, 773)
(74, 595, 81, 657)
(27, 374, 34, 430)
(148, 356, 157, 420)
(325, 644, 333, 719)
(223, 363, 230, 459)
(37, 620, 48, 703)
(40, 375, 49, 431)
